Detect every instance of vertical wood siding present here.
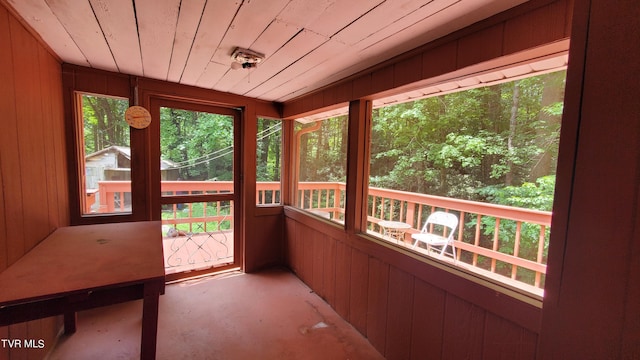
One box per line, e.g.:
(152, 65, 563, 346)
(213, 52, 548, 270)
(0, 3, 69, 359)
(285, 212, 539, 359)
(538, 0, 640, 357)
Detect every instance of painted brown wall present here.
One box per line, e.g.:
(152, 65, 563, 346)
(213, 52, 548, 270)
(538, 0, 640, 357)
(0, 3, 69, 360)
(285, 210, 540, 359)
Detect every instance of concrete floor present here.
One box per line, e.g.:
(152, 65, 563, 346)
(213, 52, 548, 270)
(48, 268, 384, 360)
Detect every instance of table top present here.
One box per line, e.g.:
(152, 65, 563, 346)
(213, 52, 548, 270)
(378, 220, 412, 229)
(0, 221, 164, 306)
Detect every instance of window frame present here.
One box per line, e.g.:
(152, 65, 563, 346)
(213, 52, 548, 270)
(68, 88, 150, 225)
(291, 113, 350, 225)
(76, 92, 132, 217)
(358, 68, 566, 300)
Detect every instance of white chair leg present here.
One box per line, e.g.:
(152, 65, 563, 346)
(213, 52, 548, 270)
(438, 245, 446, 257)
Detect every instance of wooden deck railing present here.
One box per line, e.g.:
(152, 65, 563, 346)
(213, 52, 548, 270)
(91, 180, 550, 292)
(365, 186, 550, 290)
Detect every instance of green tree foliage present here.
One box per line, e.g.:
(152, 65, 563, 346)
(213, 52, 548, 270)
(82, 95, 129, 153)
(257, 118, 282, 182)
(369, 71, 566, 200)
(160, 108, 234, 181)
(296, 116, 348, 211)
(297, 116, 348, 182)
(479, 175, 556, 212)
(477, 175, 555, 256)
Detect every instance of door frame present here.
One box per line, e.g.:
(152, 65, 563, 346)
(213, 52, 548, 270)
(148, 97, 243, 281)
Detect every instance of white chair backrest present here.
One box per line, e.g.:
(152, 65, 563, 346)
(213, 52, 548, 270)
(422, 211, 459, 239)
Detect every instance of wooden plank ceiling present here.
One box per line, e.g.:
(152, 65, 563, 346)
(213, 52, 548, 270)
(7, 0, 528, 102)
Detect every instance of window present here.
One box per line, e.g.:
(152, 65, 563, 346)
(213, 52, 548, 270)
(293, 114, 348, 223)
(366, 68, 567, 296)
(78, 93, 131, 215)
(256, 118, 282, 205)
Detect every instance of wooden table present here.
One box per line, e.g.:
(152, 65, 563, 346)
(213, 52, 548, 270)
(0, 221, 165, 359)
(378, 220, 412, 244)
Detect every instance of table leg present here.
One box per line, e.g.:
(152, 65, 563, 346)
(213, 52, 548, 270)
(63, 311, 77, 334)
(140, 281, 162, 360)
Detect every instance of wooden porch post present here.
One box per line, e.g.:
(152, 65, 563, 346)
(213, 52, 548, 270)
(344, 99, 371, 234)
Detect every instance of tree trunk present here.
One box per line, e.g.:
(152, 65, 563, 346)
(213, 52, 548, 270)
(483, 86, 503, 184)
(506, 81, 520, 186)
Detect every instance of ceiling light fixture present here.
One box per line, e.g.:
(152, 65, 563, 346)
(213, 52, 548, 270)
(230, 47, 265, 70)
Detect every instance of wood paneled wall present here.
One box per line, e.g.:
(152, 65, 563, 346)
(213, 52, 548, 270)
(282, 0, 573, 119)
(285, 210, 540, 359)
(0, 3, 69, 360)
(538, 0, 640, 357)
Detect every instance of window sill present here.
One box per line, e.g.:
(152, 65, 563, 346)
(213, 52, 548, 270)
(360, 230, 544, 307)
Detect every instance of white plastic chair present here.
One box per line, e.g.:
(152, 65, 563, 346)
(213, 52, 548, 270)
(411, 211, 459, 261)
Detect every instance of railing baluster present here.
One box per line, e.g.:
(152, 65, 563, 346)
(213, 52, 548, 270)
(512, 221, 522, 280)
(456, 211, 465, 260)
(491, 218, 500, 273)
(371, 196, 377, 218)
(406, 202, 415, 228)
(473, 214, 481, 266)
(390, 199, 396, 221)
(188, 203, 193, 233)
(217, 202, 221, 230)
(333, 186, 340, 219)
(535, 225, 546, 287)
(106, 192, 115, 213)
(325, 189, 329, 209)
(172, 203, 177, 225)
(305, 189, 309, 208)
(203, 201, 208, 232)
(300, 189, 304, 208)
